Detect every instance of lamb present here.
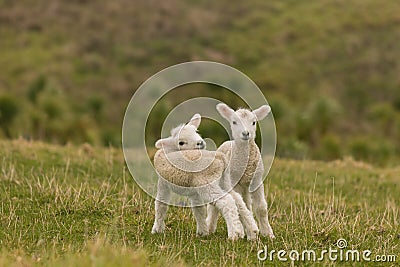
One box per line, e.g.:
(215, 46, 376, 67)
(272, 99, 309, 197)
(151, 113, 258, 240)
(206, 103, 275, 238)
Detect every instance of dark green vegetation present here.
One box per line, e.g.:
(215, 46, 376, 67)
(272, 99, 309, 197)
(0, 140, 398, 266)
(1, 0, 400, 165)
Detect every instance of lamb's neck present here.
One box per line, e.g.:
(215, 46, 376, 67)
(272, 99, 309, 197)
(232, 139, 256, 160)
(162, 148, 179, 154)
(233, 138, 256, 148)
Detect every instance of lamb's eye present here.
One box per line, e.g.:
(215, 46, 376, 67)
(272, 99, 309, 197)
(178, 141, 185, 146)
(252, 121, 256, 125)
(232, 121, 237, 125)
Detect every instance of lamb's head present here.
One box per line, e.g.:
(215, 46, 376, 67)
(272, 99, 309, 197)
(155, 113, 206, 152)
(216, 103, 271, 141)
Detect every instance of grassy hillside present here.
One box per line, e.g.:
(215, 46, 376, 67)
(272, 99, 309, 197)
(1, 0, 400, 164)
(0, 140, 398, 266)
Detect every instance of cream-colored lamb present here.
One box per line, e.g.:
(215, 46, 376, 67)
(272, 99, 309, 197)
(151, 114, 258, 240)
(207, 103, 275, 238)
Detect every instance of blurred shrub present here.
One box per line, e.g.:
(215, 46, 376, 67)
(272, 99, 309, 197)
(268, 95, 290, 122)
(313, 134, 342, 161)
(344, 87, 369, 113)
(393, 96, 400, 111)
(367, 102, 396, 136)
(41, 96, 63, 121)
(350, 137, 372, 162)
(63, 115, 101, 145)
(198, 118, 228, 147)
(27, 75, 46, 104)
(373, 140, 395, 166)
(0, 95, 19, 137)
(30, 89, 69, 141)
(101, 128, 120, 147)
(349, 136, 395, 166)
(277, 138, 308, 160)
(87, 96, 105, 124)
(395, 116, 400, 147)
(145, 101, 170, 147)
(30, 108, 46, 140)
(307, 96, 341, 137)
(295, 112, 313, 144)
(295, 96, 341, 146)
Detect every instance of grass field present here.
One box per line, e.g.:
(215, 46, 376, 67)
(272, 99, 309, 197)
(0, 140, 399, 266)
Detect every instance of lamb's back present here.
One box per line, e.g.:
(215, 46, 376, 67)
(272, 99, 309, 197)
(154, 150, 227, 187)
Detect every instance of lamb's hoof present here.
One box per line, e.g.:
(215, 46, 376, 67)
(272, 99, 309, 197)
(206, 222, 217, 234)
(228, 227, 245, 241)
(269, 233, 275, 239)
(260, 227, 275, 239)
(246, 229, 259, 241)
(227, 232, 241, 241)
(151, 224, 165, 234)
(196, 230, 209, 237)
(238, 225, 245, 238)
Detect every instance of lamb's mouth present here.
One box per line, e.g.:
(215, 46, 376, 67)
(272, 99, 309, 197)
(241, 136, 250, 141)
(195, 144, 206, 149)
(199, 144, 206, 149)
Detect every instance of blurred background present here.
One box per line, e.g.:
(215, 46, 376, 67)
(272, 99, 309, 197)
(0, 0, 400, 166)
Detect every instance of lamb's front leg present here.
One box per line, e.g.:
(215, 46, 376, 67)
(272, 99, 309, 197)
(191, 204, 209, 236)
(251, 184, 275, 238)
(152, 200, 168, 233)
(243, 188, 253, 213)
(230, 191, 259, 240)
(151, 178, 171, 234)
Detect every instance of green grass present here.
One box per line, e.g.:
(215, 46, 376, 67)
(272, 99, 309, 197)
(0, 140, 399, 266)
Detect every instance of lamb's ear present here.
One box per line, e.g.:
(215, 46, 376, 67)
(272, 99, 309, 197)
(253, 105, 271, 121)
(216, 103, 235, 121)
(155, 137, 175, 149)
(187, 113, 201, 129)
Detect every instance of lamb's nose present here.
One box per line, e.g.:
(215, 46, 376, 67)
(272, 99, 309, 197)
(242, 131, 249, 137)
(197, 141, 205, 148)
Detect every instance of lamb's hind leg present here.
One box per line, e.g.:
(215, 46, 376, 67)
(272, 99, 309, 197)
(206, 204, 219, 234)
(230, 191, 259, 240)
(251, 184, 275, 238)
(191, 205, 209, 236)
(213, 192, 244, 240)
(151, 178, 171, 234)
(206, 170, 230, 234)
(190, 196, 209, 236)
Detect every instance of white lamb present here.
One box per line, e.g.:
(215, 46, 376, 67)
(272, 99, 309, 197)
(206, 103, 275, 238)
(151, 114, 258, 240)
